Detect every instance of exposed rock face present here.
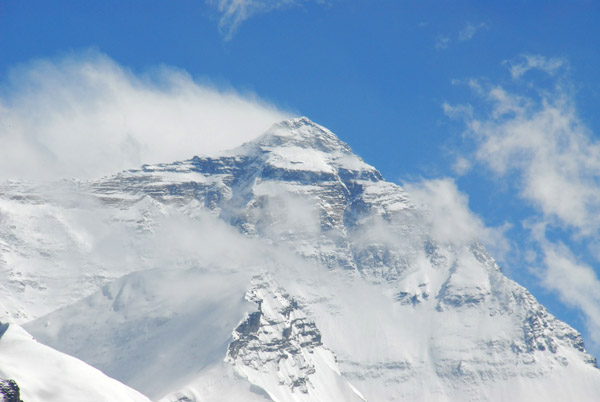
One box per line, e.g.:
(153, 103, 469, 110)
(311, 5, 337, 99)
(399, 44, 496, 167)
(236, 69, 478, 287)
(0, 380, 22, 402)
(227, 276, 325, 394)
(224, 275, 365, 401)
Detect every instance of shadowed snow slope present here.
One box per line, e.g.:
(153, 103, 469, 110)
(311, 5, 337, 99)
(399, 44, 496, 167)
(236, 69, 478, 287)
(1, 117, 599, 401)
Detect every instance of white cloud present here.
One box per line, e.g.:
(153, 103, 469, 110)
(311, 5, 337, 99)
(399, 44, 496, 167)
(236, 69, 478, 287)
(452, 156, 472, 175)
(0, 51, 292, 181)
(435, 35, 451, 49)
(462, 80, 600, 235)
(405, 178, 510, 260)
(506, 54, 566, 79)
(458, 22, 487, 41)
(442, 101, 473, 120)
(206, 0, 316, 40)
(435, 22, 487, 50)
(447, 54, 600, 355)
(540, 241, 600, 349)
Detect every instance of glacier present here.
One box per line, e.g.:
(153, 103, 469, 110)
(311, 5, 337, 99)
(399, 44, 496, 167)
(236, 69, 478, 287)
(0, 117, 599, 401)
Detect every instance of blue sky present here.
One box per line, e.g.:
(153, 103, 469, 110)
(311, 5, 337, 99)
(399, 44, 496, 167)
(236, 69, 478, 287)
(2, 1, 600, 358)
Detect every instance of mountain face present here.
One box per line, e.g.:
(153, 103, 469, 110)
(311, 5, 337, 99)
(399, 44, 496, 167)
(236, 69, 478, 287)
(1, 117, 599, 401)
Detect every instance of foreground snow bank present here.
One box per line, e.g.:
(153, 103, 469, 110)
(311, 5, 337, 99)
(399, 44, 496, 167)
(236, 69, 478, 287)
(0, 323, 151, 402)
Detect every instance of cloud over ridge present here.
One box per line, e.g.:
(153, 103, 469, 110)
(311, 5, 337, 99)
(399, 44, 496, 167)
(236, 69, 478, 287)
(445, 54, 600, 351)
(0, 51, 292, 181)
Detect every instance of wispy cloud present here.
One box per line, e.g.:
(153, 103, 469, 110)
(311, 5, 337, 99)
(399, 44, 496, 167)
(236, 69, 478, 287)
(446, 54, 600, 352)
(466, 76, 598, 234)
(405, 178, 510, 260)
(435, 35, 451, 49)
(452, 156, 472, 175)
(0, 51, 292, 180)
(206, 0, 319, 40)
(506, 54, 567, 79)
(458, 22, 487, 41)
(540, 240, 600, 345)
(435, 22, 487, 50)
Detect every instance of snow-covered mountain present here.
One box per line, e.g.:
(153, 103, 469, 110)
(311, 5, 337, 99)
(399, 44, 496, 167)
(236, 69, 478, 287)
(1, 117, 600, 401)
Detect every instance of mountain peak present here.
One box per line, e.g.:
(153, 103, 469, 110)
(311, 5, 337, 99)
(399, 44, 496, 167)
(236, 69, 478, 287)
(203, 116, 380, 180)
(246, 116, 354, 155)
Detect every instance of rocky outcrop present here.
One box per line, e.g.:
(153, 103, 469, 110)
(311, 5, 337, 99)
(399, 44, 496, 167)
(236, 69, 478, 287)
(0, 380, 22, 402)
(226, 275, 365, 401)
(227, 275, 328, 394)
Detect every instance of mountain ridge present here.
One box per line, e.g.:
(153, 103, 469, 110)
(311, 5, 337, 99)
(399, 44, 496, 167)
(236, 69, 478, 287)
(1, 117, 599, 401)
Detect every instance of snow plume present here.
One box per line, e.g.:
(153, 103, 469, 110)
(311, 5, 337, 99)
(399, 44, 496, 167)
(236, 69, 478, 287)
(445, 54, 600, 353)
(0, 51, 291, 181)
(405, 178, 509, 260)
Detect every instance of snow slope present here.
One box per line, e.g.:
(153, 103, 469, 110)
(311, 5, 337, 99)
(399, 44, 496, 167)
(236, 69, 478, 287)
(0, 182, 170, 323)
(2, 117, 599, 401)
(25, 268, 254, 399)
(23, 265, 366, 401)
(0, 323, 151, 402)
